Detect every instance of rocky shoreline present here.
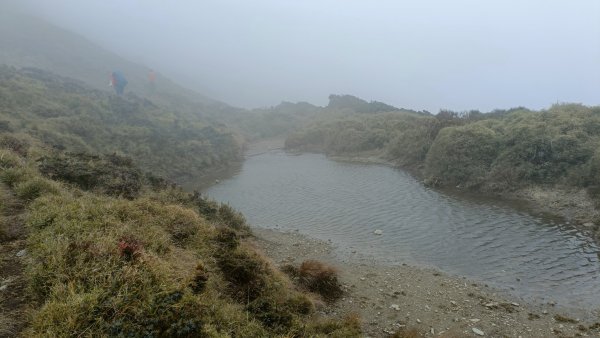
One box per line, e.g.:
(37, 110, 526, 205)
(253, 227, 600, 337)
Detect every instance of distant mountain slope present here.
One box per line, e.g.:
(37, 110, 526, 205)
(0, 8, 433, 146)
(0, 66, 241, 182)
(0, 9, 241, 116)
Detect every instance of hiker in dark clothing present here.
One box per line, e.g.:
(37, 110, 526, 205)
(110, 71, 128, 95)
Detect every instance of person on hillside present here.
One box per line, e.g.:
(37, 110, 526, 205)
(110, 71, 128, 95)
(147, 69, 156, 93)
(148, 69, 156, 83)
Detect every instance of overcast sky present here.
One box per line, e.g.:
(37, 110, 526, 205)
(16, 0, 600, 112)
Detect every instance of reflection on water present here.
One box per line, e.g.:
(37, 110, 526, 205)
(204, 151, 600, 308)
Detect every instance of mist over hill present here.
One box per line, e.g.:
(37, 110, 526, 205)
(0, 66, 242, 182)
(0, 9, 244, 118)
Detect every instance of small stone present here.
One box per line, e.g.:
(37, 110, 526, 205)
(0, 284, 7, 291)
(373, 229, 383, 235)
(472, 327, 485, 336)
(583, 222, 594, 227)
(390, 304, 400, 311)
(16, 249, 26, 257)
(430, 328, 435, 335)
(485, 302, 499, 308)
(416, 318, 421, 323)
(542, 310, 548, 314)
(470, 318, 481, 323)
(511, 302, 520, 306)
(450, 300, 457, 306)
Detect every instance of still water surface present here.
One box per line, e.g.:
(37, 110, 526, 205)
(204, 151, 600, 309)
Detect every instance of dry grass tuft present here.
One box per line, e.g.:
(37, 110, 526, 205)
(390, 328, 423, 338)
(297, 260, 343, 302)
(306, 313, 362, 337)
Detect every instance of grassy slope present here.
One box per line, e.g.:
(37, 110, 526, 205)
(0, 9, 271, 144)
(0, 10, 229, 110)
(0, 66, 242, 182)
(0, 130, 361, 337)
(0, 32, 360, 334)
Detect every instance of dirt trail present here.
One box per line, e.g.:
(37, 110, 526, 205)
(254, 227, 600, 338)
(0, 184, 29, 337)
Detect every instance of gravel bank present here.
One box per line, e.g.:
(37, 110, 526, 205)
(253, 227, 600, 338)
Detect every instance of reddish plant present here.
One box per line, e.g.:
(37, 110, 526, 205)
(190, 263, 209, 293)
(118, 236, 141, 261)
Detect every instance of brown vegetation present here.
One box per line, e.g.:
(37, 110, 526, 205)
(282, 260, 344, 302)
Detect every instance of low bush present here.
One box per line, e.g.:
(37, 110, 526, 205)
(0, 167, 30, 188)
(216, 203, 249, 232)
(297, 260, 344, 302)
(13, 177, 59, 201)
(0, 134, 29, 157)
(425, 122, 502, 188)
(38, 152, 143, 199)
(0, 149, 23, 169)
(189, 192, 251, 235)
(305, 313, 362, 337)
(216, 245, 270, 301)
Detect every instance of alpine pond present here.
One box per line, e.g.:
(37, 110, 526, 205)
(205, 151, 600, 309)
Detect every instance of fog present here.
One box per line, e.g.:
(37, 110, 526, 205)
(11, 0, 600, 112)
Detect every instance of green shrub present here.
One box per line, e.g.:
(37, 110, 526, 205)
(216, 203, 249, 232)
(387, 117, 440, 167)
(0, 149, 23, 169)
(38, 152, 143, 199)
(216, 246, 269, 301)
(0, 134, 29, 157)
(0, 167, 29, 187)
(287, 103, 600, 196)
(13, 177, 59, 201)
(425, 123, 502, 188)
